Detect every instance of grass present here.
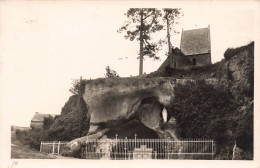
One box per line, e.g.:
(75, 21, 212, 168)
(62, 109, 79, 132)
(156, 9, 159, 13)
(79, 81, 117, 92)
(11, 143, 58, 159)
(11, 130, 73, 159)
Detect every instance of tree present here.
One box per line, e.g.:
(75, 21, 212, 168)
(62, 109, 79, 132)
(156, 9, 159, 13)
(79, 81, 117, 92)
(118, 8, 163, 75)
(69, 76, 87, 97)
(169, 80, 236, 139)
(43, 115, 55, 130)
(105, 66, 119, 78)
(162, 9, 182, 57)
(47, 95, 90, 141)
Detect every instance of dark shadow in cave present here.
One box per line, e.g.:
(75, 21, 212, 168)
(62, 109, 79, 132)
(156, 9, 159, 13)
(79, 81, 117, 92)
(105, 96, 166, 139)
(105, 119, 159, 139)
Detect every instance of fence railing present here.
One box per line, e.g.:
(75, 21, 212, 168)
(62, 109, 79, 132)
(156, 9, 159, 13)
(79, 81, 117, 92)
(40, 141, 68, 155)
(40, 138, 215, 159)
(83, 138, 214, 160)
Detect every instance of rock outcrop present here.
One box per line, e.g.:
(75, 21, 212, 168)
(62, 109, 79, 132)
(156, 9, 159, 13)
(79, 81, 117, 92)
(218, 42, 254, 100)
(62, 42, 253, 159)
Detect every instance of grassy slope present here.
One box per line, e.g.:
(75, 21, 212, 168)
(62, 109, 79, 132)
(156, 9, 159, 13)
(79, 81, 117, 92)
(11, 143, 57, 159)
(147, 60, 224, 80)
(11, 130, 72, 159)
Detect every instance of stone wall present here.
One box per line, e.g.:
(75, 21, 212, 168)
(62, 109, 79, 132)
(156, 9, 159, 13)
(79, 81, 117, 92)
(186, 53, 211, 66)
(169, 54, 192, 69)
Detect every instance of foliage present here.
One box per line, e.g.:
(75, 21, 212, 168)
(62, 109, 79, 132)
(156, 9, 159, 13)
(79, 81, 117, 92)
(15, 115, 56, 150)
(169, 80, 236, 138)
(167, 80, 253, 159)
(15, 128, 49, 150)
(168, 81, 253, 159)
(43, 115, 55, 130)
(104, 66, 119, 78)
(224, 41, 254, 60)
(69, 76, 87, 96)
(162, 8, 182, 54)
(118, 8, 164, 75)
(47, 95, 90, 141)
(148, 60, 224, 79)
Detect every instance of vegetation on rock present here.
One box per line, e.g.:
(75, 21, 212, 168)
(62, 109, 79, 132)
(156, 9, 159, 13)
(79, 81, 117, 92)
(166, 70, 253, 159)
(47, 95, 90, 141)
(224, 41, 254, 60)
(69, 76, 87, 96)
(105, 66, 120, 78)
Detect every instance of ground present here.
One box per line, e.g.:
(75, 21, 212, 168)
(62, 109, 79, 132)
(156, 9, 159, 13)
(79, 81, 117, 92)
(11, 130, 73, 159)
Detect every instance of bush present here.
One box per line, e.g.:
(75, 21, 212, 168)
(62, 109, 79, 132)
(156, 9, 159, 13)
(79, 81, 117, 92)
(224, 41, 254, 60)
(15, 129, 29, 141)
(43, 115, 55, 130)
(167, 80, 244, 158)
(15, 128, 49, 150)
(69, 76, 87, 96)
(47, 95, 90, 141)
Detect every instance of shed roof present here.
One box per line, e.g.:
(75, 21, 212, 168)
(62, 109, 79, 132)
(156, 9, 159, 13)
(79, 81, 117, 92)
(31, 112, 56, 122)
(180, 26, 211, 56)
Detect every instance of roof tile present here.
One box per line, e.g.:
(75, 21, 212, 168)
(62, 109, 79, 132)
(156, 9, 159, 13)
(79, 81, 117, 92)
(181, 27, 210, 56)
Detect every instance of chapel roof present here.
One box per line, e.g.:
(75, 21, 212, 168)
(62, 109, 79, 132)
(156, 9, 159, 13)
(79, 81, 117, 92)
(180, 26, 211, 56)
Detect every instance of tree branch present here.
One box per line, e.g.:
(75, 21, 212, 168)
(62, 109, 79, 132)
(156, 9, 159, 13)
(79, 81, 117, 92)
(143, 10, 155, 20)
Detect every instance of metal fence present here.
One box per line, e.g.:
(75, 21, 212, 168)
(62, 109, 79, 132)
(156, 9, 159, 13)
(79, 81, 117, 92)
(82, 138, 215, 160)
(40, 141, 68, 155)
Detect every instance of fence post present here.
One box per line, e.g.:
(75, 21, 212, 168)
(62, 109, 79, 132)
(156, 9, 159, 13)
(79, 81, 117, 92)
(58, 141, 60, 155)
(167, 137, 170, 160)
(211, 140, 214, 160)
(124, 137, 127, 160)
(134, 133, 137, 148)
(40, 141, 42, 152)
(115, 134, 118, 160)
(52, 141, 55, 154)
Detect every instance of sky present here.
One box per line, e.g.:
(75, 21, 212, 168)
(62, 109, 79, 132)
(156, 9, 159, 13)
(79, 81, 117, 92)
(0, 1, 258, 127)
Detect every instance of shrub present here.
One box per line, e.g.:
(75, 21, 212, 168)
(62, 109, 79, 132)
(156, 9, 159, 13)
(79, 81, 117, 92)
(224, 41, 254, 60)
(47, 95, 90, 141)
(69, 76, 87, 96)
(167, 80, 245, 158)
(43, 115, 55, 130)
(15, 128, 49, 150)
(105, 66, 120, 78)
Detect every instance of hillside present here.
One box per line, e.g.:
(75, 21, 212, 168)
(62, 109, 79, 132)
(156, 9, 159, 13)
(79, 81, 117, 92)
(148, 41, 254, 159)
(45, 42, 254, 160)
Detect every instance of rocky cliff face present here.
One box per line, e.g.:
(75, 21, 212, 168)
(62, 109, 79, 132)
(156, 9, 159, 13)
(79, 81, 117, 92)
(62, 42, 253, 159)
(84, 77, 174, 124)
(218, 42, 254, 100)
(82, 77, 217, 135)
(82, 77, 178, 139)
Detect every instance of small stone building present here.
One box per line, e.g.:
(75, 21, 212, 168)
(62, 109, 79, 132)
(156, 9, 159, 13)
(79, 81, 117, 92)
(158, 26, 211, 71)
(180, 25, 211, 66)
(30, 112, 56, 128)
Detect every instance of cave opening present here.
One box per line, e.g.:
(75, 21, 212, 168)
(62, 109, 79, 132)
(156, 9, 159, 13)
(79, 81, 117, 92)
(106, 96, 170, 139)
(138, 97, 167, 129)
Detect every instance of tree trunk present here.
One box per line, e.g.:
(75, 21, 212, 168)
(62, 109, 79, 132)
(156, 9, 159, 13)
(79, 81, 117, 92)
(166, 16, 172, 63)
(139, 10, 144, 76)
